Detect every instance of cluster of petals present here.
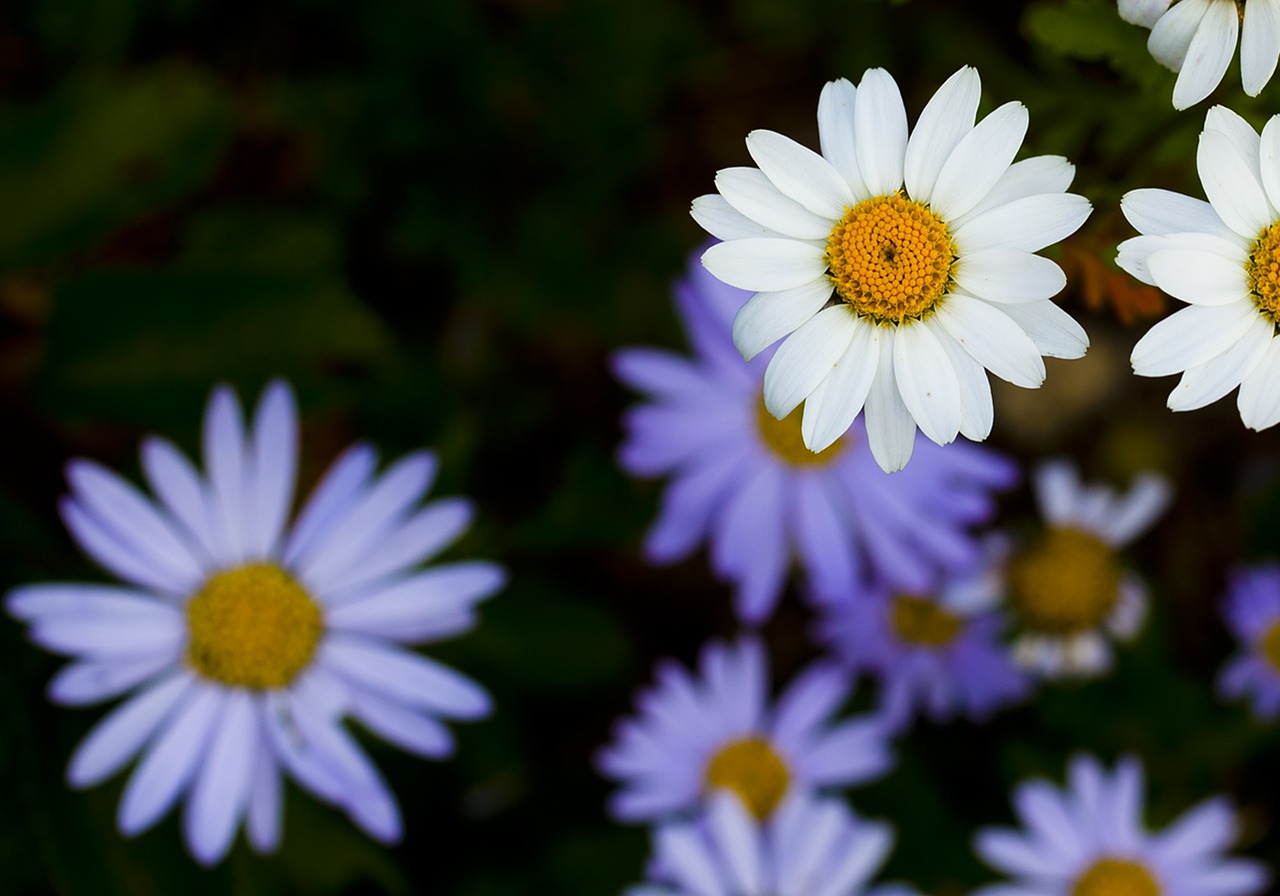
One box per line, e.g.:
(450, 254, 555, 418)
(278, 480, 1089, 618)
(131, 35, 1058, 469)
(6, 382, 505, 864)
(1120, 106, 1280, 431)
(1217, 563, 1280, 719)
(1120, 0, 1280, 109)
(693, 65, 1091, 472)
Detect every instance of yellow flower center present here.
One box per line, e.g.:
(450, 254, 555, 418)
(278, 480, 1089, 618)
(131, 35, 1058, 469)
(1247, 221, 1280, 324)
(704, 737, 790, 820)
(890, 594, 963, 647)
(186, 563, 323, 689)
(826, 193, 955, 326)
(756, 396, 845, 466)
(1259, 620, 1280, 671)
(1072, 858, 1161, 896)
(1007, 528, 1121, 634)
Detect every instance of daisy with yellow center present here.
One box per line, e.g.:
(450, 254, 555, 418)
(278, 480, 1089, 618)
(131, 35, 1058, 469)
(1004, 460, 1170, 679)
(7, 382, 505, 865)
(1120, 106, 1280, 429)
(1217, 563, 1280, 719)
(596, 638, 892, 824)
(974, 754, 1268, 896)
(693, 65, 1092, 472)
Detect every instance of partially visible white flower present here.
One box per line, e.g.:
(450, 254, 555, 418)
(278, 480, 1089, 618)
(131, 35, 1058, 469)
(692, 65, 1090, 472)
(6, 382, 505, 864)
(1120, 0, 1280, 110)
(1120, 106, 1280, 430)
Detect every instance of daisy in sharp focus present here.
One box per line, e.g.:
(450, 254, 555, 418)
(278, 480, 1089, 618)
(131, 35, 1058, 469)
(1120, 105, 1280, 429)
(615, 249, 1016, 625)
(6, 381, 505, 865)
(1217, 563, 1280, 719)
(629, 791, 915, 896)
(693, 65, 1091, 472)
(595, 638, 892, 825)
(811, 559, 1031, 731)
(973, 753, 1270, 896)
(1120, 0, 1280, 110)
(1002, 460, 1171, 679)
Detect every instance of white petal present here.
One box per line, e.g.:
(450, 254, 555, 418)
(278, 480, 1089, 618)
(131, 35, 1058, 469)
(139, 437, 218, 564)
(1206, 105, 1263, 174)
(185, 689, 257, 865)
(903, 66, 980, 205)
(203, 386, 248, 563)
(1147, 247, 1250, 304)
(30, 607, 184, 659)
(799, 318, 881, 451)
(350, 688, 456, 758)
(66, 673, 192, 787)
(49, 653, 174, 706)
(930, 317, 995, 440)
(998, 300, 1091, 360)
(283, 444, 378, 566)
(862, 328, 916, 472)
(953, 249, 1066, 304)
(1169, 313, 1274, 409)
(853, 68, 908, 196)
(954, 156, 1077, 225)
(1198, 128, 1273, 238)
(58, 498, 190, 596)
(326, 562, 504, 641)
(732, 279, 835, 360)
(1120, 187, 1238, 239)
(1131, 301, 1261, 376)
(953, 193, 1092, 254)
(817, 78, 868, 198)
(930, 102, 1029, 221)
(246, 741, 282, 854)
(1173, 0, 1239, 109)
(746, 130, 853, 219)
(1099, 475, 1173, 546)
(1033, 460, 1080, 527)
(1149, 0, 1211, 71)
(934, 294, 1046, 387)
(244, 381, 297, 561)
(893, 319, 962, 445)
(320, 636, 491, 720)
(691, 194, 785, 241)
(656, 823, 724, 896)
(705, 793, 762, 894)
(716, 167, 835, 240)
(702, 239, 828, 292)
(1259, 115, 1280, 214)
(762, 305, 859, 417)
(1243, 0, 1280, 95)
(7, 582, 173, 621)
(1120, 0, 1174, 28)
(1238, 334, 1280, 429)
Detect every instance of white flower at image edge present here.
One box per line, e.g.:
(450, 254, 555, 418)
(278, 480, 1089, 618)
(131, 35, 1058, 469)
(6, 382, 506, 865)
(1119, 0, 1280, 110)
(693, 65, 1092, 473)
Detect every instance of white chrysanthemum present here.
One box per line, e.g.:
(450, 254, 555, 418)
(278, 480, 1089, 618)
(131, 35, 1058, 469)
(692, 65, 1092, 473)
(6, 382, 505, 865)
(1120, 106, 1280, 429)
(1120, 0, 1280, 110)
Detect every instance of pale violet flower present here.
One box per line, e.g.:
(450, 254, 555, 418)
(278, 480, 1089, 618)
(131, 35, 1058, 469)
(692, 66, 1091, 471)
(1217, 563, 1280, 719)
(615, 251, 1016, 625)
(1120, 0, 1280, 110)
(974, 754, 1269, 896)
(6, 382, 505, 864)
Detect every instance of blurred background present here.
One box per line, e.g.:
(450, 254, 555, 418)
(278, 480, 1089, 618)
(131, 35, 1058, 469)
(3, 0, 1280, 892)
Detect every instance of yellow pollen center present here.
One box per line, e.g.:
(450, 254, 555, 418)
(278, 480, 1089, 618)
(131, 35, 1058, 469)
(704, 737, 790, 820)
(186, 563, 323, 689)
(1006, 527, 1121, 634)
(1072, 858, 1161, 896)
(826, 193, 955, 325)
(1247, 221, 1280, 323)
(1259, 621, 1280, 671)
(756, 396, 845, 466)
(890, 594, 963, 647)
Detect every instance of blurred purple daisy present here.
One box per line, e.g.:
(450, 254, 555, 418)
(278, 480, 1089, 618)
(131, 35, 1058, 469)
(812, 558, 1031, 730)
(596, 637, 892, 824)
(628, 791, 914, 896)
(6, 381, 505, 864)
(1218, 563, 1280, 720)
(614, 251, 1017, 625)
(974, 753, 1269, 896)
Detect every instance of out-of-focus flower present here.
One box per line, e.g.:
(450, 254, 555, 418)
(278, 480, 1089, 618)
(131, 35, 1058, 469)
(6, 382, 504, 864)
(627, 791, 911, 896)
(1004, 460, 1170, 679)
(1120, 106, 1280, 429)
(596, 638, 891, 824)
(973, 753, 1270, 896)
(1218, 563, 1280, 719)
(692, 65, 1090, 471)
(615, 253, 1017, 625)
(812, 559, 1031, 730)
(1120, 0, 1280, 110)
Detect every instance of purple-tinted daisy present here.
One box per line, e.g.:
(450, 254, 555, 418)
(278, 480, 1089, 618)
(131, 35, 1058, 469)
(1218, 563, 1280, 720)
(812, 557, 1031, 730)
(596, 637, 892, 825)
(614, 250, 1017, 625)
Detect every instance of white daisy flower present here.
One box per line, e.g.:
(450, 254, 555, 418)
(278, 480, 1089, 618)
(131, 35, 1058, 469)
(629, 791, 914, 896)
(1120, 0, 1280, 110)
(596, 638, 892, 824)
(692, 65, 1091, 472)
(974, 753, 1270, 896)
(6, 381, 505, 865)
(1120, 105, 1280, 429)
(1002, 460, 1171, 679)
